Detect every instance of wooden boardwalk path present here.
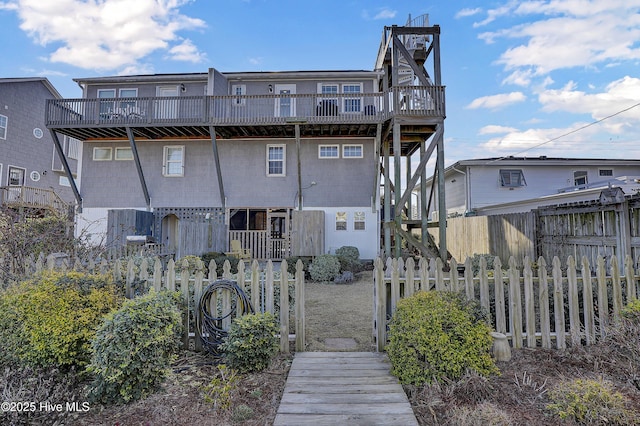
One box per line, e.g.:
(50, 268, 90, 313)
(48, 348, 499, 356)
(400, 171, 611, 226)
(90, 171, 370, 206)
(274, 352, 418, 425)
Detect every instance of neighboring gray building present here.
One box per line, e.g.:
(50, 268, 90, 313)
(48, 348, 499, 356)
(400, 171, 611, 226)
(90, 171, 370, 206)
(45, 15, 446, 260)
(0, 78, 79, 217)
(417, 156, 640, 218)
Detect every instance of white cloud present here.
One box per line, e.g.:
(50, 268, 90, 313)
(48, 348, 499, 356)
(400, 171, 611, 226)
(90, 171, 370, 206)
(455, 8, 482, 19)
(466, 92, 526, 110)
(373, 8, 396, 20)
(4, 0, 205, 71)
(502, 69, 533, 87)
(479, 1, 640, 75)
(248, 57, 263, 66)
(473, 1, 518, 28)
(478, 125, 519, 135)
(167, 38, 205, 63)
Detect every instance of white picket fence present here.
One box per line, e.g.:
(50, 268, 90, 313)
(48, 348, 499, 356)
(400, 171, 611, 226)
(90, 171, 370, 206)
(374, 255, 639, 352)
(30, 255, 306, 353)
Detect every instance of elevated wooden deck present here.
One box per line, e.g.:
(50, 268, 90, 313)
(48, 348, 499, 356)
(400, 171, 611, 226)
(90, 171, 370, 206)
(0, 186, 72, 218)
(274, 352, 418, 426)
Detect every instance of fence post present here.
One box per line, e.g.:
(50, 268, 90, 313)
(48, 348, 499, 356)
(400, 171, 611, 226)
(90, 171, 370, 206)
(405, 257, 415, 298)
(179, 258, 191, 351)
(153, 258, 163, 291)
(126, 259, 136, 298)
(523, 256, 536, 348)
(295, 259, 305, 352)
(538, 257, 551, 348)
(251, 260, 260, 312)
(611, 256, 623, 318)
(508, 257, 523, 349)
(581, 256, 595, 345)
(625, 255, 636, 301)
(265, 261, 274, 314)
(566, 256, 581, 347)
(194, 265, 204, 352)
(494, 257, 506, 334)
(479, 256, 489, 312)
(596, 256, 609, 338)
(449, 258, 459, 292)
(279, 259, 290, 353)
(390, 258, 400, 314)
(166, 259, 176, 292)
(374, 258, 386, 352)
(552, 256, 566, 349)
(435, 258, 445, 291)
(464, 257, 474, 301)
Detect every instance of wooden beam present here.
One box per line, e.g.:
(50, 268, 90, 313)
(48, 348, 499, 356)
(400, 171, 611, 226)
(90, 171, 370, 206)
(296, 124, 302, 210)
(209, 126, 226, 208)
(395, 227, 440, 259)
(388, 25, 441, 36)
(126, 127, 150, 209)
(48, 129, 82, 210)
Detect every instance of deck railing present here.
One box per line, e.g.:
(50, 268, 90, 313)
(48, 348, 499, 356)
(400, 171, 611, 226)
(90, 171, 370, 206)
(0, 186, 70, 216)
(45, 86, 445, 129)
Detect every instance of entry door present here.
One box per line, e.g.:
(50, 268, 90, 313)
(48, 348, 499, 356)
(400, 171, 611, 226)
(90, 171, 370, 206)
(161, 214, 180, 257)
(155, 86, 179, 119)
(7, 166, 25, 202)
(274, 84, 296, 118)
(267, 210, 290, 260)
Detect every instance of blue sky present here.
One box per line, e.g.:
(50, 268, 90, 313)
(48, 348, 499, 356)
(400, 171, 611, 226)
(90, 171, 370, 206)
(1, 0, 640, 167)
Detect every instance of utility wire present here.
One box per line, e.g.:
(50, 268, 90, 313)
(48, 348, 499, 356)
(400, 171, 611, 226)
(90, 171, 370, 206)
(487, 100, 640, 164)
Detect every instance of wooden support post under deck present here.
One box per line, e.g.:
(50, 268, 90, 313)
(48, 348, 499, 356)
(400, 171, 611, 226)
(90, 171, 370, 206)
(48, 129, 82, 211)
(406, 155, 412, 219)
(420, 140, 429, 246)
(383, 139, 391, 257)
(296, 124, 302, 210)
(393, 122, 402, 259)
(126, 127, 150, 210)
(436, 123, 447, 261)
(209, 126, 226, 208)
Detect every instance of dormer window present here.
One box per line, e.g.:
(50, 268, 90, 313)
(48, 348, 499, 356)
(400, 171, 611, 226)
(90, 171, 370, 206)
(499, 169, 526, 187)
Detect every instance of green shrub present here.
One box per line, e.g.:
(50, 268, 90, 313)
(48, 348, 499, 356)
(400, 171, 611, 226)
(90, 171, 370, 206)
(335, 246, 362, 272)
(0, 271, 122, 368)
(202, 364, 239, 411)
(87, 290, 183, 404)
(386, 291, 498, 385)
(177, 255, 205, 272)
(201, 252, 239, 276)
(221, 312, 279, 373)
(546, 378, 637, 425)
(621, 298, 640, 321)
(284, 256, 312, 279)
(309, 254, 340, 282)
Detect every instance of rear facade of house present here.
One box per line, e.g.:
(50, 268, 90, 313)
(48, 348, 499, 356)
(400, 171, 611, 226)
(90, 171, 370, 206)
(0, 78, 79, 218)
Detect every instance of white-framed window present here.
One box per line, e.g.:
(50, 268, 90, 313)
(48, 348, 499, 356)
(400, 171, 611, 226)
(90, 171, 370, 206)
(354, 211, 366, 230)
(336, 211, 347, 231)
(317, 83, 339, 116)
(342, 144, 363, 158)
(115, 147, 133, 160)
(163, 146, 184, 177)
(93, 147, 112, 161)
(343, 83, 362, 113)
(232, 84, 246, 106)
(97, 89, 116, 117)
(267, 144, 286, 176)
(59, 175, 70, 187)
(0, 114, 7, 139)
(574, 170, 588, 186)
(118, 88, 138, 111)
(318, 144, 339, 159)
(66, 136, 80, 160)
(599, 169, 613, 177)
(499, 169, 526, 187)
(8, 166, 26, 186)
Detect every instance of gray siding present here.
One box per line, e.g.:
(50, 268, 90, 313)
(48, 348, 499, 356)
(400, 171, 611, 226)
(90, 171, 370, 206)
(0, 80, 77, 204)
(80, 137, 375, 209)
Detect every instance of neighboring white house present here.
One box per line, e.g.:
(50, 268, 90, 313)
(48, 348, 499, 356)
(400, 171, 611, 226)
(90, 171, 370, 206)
(417, 156, 640, 217)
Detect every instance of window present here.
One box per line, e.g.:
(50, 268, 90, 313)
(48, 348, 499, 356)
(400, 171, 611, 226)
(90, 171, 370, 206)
(354, 211, 365, 230)
(343, 144, 363, 158)
(97, 89, 116, 117)
(93, 147, 112, 161)
(574, 171, 588, 186)
(59, 176, 70, 187)
(336, 212, 347, 231)
(267, 145, 285, 176)
(319, 145, 339, 159)
(0, 114, 7, 139)
(118, 88, 138, 111)
(115, 147, 133, 160)
(343, 84, 362, 113)
(499, 169, 526, 187)
(66, 136, 80, 160)
(599, 169, 613, 177)
(232, 84, 246, 106)
(163, 146, 184, 177)
(33, 128, 43, 139)
(317, 84, 338, 116)
(8, 166, 25, 186)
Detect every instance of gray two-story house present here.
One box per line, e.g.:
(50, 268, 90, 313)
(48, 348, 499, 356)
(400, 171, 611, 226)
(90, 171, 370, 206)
(45, 15, 447, 261)
(0, 78, 78, 218)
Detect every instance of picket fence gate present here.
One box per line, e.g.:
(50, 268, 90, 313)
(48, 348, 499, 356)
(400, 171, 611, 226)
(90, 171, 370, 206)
(31, 254, 306, 354)
(374, 255, 639, 352)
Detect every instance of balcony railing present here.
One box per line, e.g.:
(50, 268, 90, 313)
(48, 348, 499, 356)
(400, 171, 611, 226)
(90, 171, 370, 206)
(45, 86, 445, 129)
(0, 186, 71, 216)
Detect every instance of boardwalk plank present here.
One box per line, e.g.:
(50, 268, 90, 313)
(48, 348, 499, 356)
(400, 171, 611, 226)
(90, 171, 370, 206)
(273, 413, 419, 426)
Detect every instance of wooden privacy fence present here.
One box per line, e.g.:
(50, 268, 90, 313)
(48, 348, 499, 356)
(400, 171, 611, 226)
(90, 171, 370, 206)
(374, 255, 639, 352)
(30, 255, 306, 354)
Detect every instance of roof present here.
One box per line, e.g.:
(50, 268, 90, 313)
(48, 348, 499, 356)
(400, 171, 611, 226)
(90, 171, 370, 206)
(450, 156, 640, 170)
(0, 77, 62, 98)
